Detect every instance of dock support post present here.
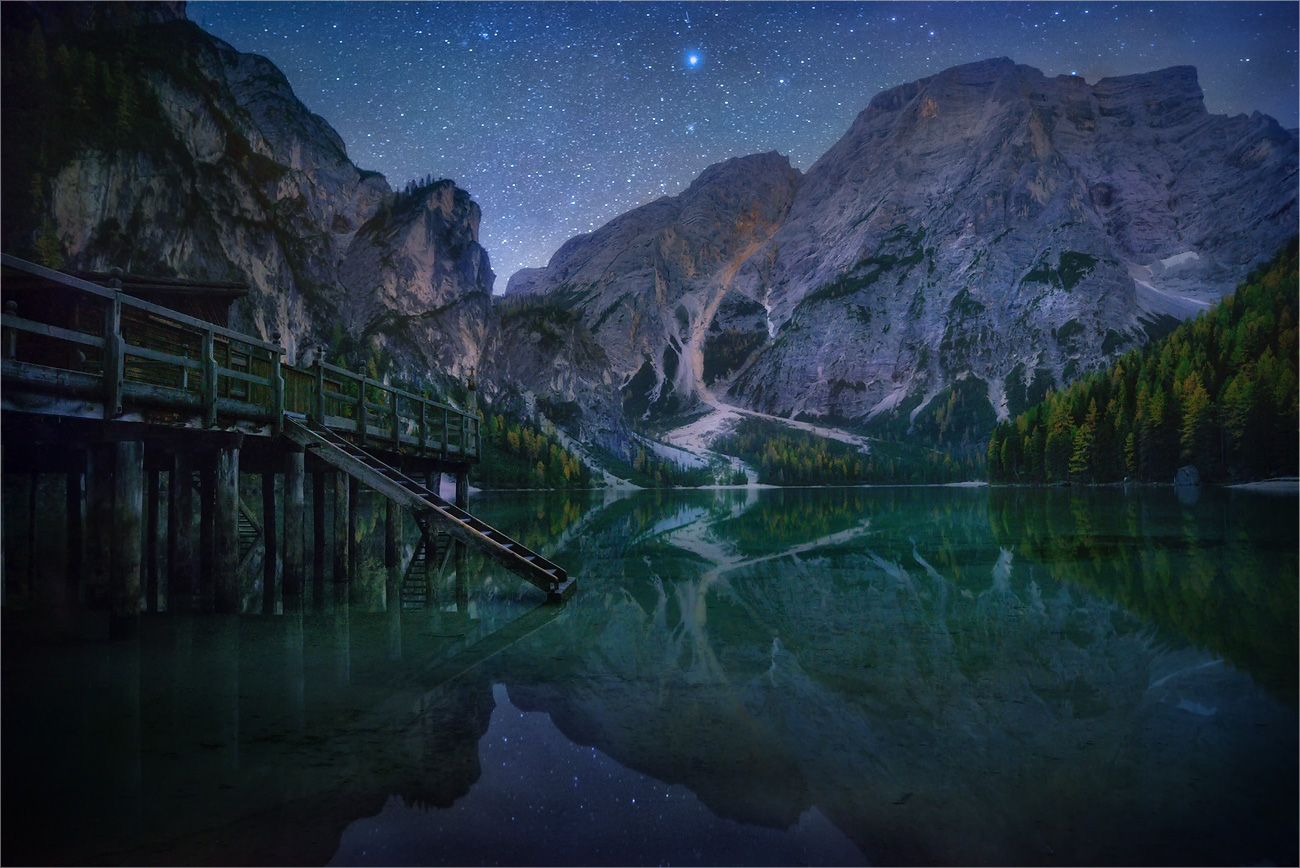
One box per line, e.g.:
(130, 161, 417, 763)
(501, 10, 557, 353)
(348, 476, 360, 603)
(26, 472, 38, 596)
(145, 469, 160, 613)
(110, 440, 144, 639)
(455, 471, 469, 510)
(453, 469, 469, 609)
(333, 472, 349, 585)
(65, 462, 84, 603)
(199, 461, 215, 612)
(284, 448, 304, 609)
(312, 471, 326, 606)
(213, 444, 240, 614)
(385, 497, 401, 610)
(87, 443, 115, 610)
(262, 471, 278, 615)
(168, 453, 195, 611)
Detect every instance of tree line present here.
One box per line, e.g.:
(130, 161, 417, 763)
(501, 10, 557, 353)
(474, 413, 595, 490)
(987, 238, 1298, 484)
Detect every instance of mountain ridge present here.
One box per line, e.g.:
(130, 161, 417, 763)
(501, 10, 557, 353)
(516, 56, 1297, 447)
(4, 5, 1296, 473)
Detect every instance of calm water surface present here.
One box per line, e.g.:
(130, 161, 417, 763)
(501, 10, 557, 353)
(3, 485, 1296, 865)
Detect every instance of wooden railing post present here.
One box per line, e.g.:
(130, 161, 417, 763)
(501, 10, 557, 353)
(271, 336, 285, 434)
(419, 401, 427, 451)
(442, 407, 449, 456)
(202, 328, 218, 427)
(391, 389, 400, 450)
(312, 361, 325, 424)
(460, 410, 467, 457)
(356, 374, 368, 445)
(103, 296, 124, 419)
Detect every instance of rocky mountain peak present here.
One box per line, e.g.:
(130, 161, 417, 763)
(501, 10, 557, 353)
(1091, 64, 1206, 127)
(515, 57, 1296, 445)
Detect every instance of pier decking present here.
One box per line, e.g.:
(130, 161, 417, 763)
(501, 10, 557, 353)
(1, 253, 573, 634)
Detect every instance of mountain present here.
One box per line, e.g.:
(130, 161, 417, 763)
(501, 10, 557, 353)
(6, 7, 1296, 468)
(1, 1, 491, 390)
(514, 58, 1298, 444)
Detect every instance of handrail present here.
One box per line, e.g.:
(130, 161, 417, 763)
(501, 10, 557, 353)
(1, 254, 480, 461)
(1, 253, 282, 352)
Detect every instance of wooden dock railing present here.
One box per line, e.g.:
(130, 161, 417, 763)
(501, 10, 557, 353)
(1, 254, 479, 462)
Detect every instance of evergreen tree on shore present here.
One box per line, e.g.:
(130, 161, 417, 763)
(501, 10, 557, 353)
(988, 238, 1298, 484)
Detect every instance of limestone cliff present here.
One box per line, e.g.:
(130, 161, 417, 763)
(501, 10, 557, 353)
(2, 0, 490, 391)
(517, 58, 1298, 438)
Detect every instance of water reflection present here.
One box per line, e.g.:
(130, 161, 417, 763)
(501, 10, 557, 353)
(2, 486, 1295, 866)
(483, 485, 1297, 865)
(331, 684, 867, 867)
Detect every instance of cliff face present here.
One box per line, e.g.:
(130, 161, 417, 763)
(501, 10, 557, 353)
(8, 9, 1296, 451)
(517, 58, 1298, 434)
(506, 151, 801, 421)
(3, 1, 491, 388)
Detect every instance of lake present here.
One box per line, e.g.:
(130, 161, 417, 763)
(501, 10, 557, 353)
(3, 484, 1296, 865)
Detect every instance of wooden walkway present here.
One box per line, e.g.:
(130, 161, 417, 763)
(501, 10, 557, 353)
(1, 254, 480, 461)
(1, 253, 574, 626)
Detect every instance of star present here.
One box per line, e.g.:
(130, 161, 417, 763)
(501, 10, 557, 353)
(186, 1, 1300, 291)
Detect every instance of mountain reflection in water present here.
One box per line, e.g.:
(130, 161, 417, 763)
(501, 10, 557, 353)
(2, 486, 1295, 866)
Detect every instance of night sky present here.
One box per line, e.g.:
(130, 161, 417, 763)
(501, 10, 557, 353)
(187, 1, 1299, 292)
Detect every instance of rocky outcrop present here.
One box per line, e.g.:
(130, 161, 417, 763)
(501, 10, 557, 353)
(4, 1, 493, 395)
(519, 58, 1298, 437)
(507, 151, 801, 421)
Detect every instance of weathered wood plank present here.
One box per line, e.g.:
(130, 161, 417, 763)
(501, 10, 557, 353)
(2, 360, 101, 395)
(216, 366, 272, 388)
(121, 343, 204, 369)
(0, 314, 106, 348)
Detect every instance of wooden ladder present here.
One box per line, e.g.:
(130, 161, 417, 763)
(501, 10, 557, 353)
(400, 527, 450, 609)
(283, 418, 575, 603)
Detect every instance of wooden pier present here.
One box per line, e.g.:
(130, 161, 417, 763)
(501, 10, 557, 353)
(1, 254, 573, 637)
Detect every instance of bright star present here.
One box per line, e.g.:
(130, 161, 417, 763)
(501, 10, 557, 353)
(685, 50, 702, 68)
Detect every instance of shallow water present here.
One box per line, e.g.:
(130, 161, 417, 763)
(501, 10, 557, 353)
(3, 485, 1296, 865)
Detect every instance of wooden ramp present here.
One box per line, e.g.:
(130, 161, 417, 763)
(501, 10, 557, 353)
(283, 418, 575, 603)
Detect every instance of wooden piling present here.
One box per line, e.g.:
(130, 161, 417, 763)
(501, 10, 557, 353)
(213, 445, 240, 614)
(168, 453, 195, 611)
(65, 464, 84, 601)
(199, 462, 216, 612)
(385, 496, 401, 610)
(26, 472, 37, 596)
(110, 440, 144, 639)
(87, 443, 115, 609)
(348, 476, 360, 598)
(262, 471, 277, 615)
(145, 469, 160, 613)
(283, 448, 304, 606)
(332, 472, 348, 585)
(312, 471, 326, 604)
(455, 471, 468, 510)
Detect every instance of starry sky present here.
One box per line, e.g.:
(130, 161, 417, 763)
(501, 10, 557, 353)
(187, 1, 1299, 292)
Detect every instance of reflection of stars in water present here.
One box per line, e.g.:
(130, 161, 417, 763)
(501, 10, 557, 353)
(330, 684, 868, 866)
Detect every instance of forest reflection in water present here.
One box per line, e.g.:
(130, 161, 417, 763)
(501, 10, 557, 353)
(2, 484, 1295, 866)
